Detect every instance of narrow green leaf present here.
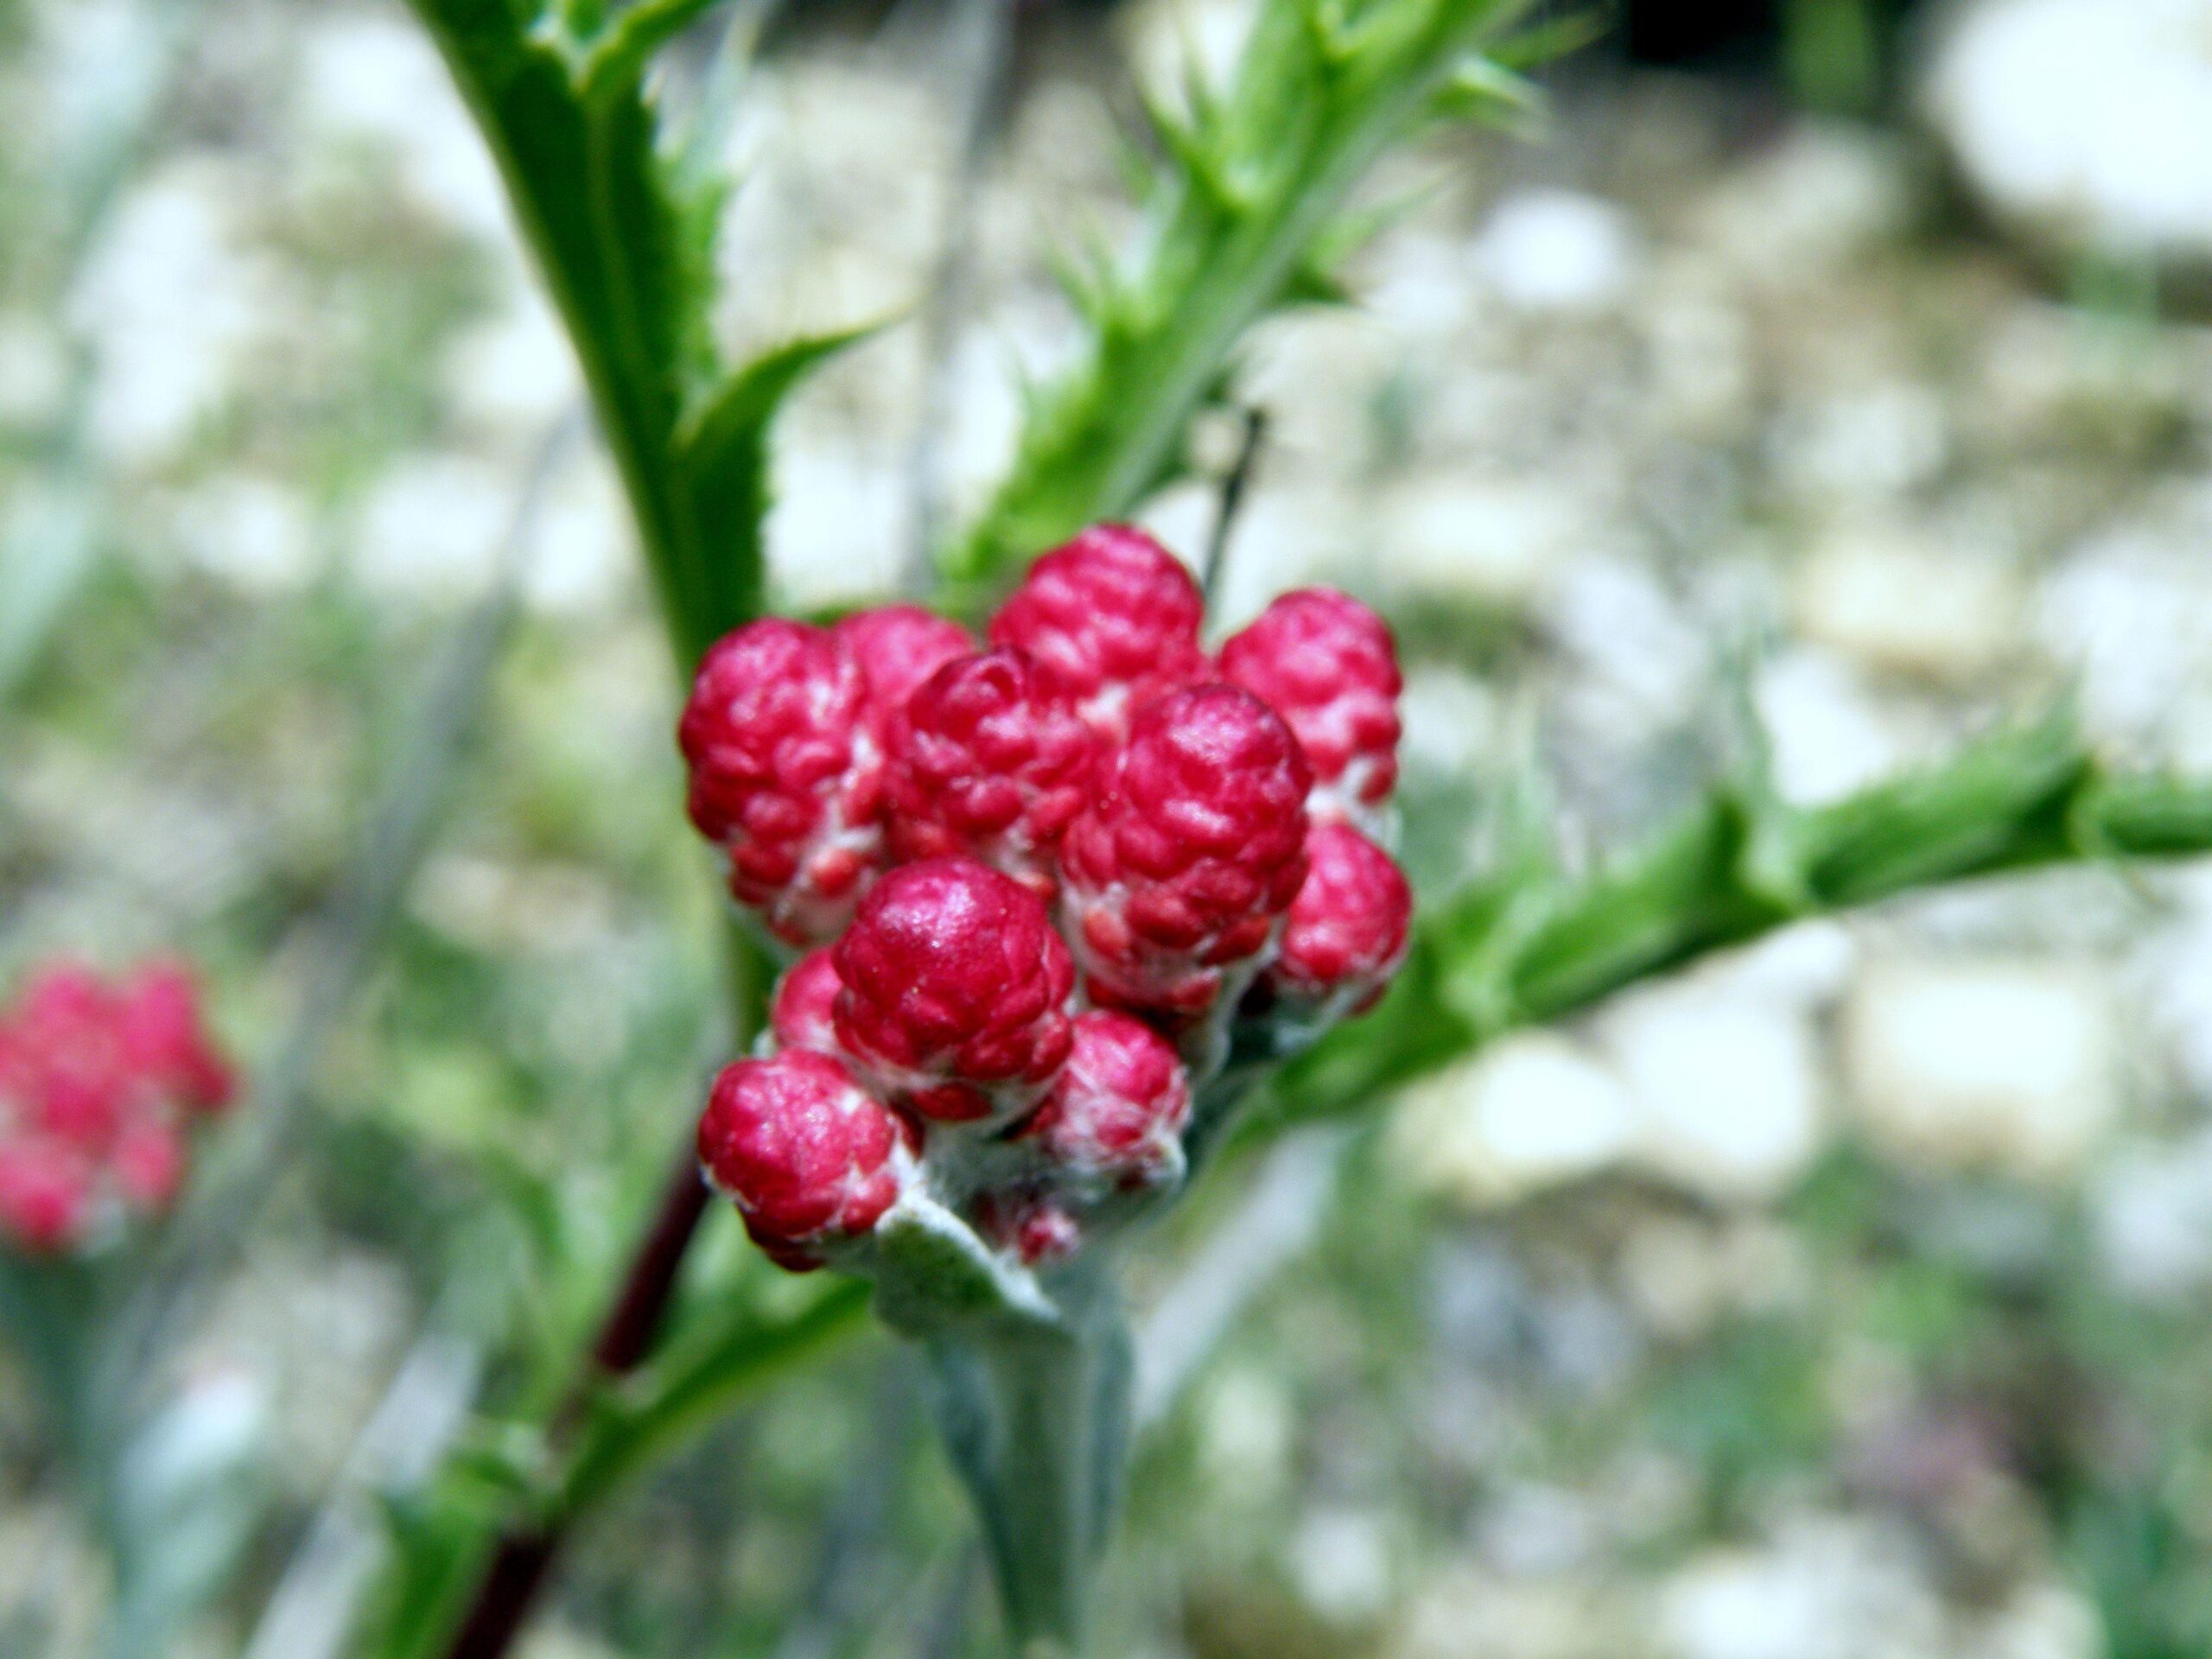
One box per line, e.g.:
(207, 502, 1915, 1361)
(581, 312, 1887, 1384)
(558, 1277, 870, 1512)
(1266, 711, 2212, 1135)
(671, 322, 887, 648)
(582, 0, 724, 87)
(410, 0, 853, 673)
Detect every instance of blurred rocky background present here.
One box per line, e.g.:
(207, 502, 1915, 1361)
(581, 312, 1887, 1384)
(3, 0, 2212, 1655)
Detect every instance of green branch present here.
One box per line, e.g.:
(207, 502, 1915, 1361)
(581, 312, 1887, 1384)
(1271, 714, 2212, 1126)
(940, 0, 1540, 603)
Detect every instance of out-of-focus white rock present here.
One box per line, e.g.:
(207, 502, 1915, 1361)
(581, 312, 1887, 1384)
(0, 312, 70, 434)
(1774, 384, 1950, 505)
(1753, 650, 1910, 807)
(1794, 528, 2020, 682)
(169, 474, 319, 594)
(1396, 1567, 1645, 1659)
(1925, 0, 2212, 269)
(350, 453, 511, 602)
(1709, 922, 1861, 1014)
(2139, 866, 2212, 1096)
(1121, 0, 1255, 118)
(527, 451, 633, 617)
(412, 855, 623, 960)
(1399, 667, 1500, 779)
(442, 294, 580, 442)
(128, 1367, 269, 1512)
(1620, 1217, 1812, 1338)
(1387, 1033, 1638, 1210)
(1193, 1365, 1296, 1508)
(72, 156, 282, 468)
(1842, 959, 2120, 1180)
(298, 10, 511, 239)
(1543, 553, 1707, 741)
(714, 59, 945, 346)
(1471, 191, 1644, 317)
(1378, 474, 1583, 611)
(1977, 1583, 2103, 1659)
(1288, 1507, 1399, 1625)
(1641, 287, 1756, 440)
(2037, 528, 2212, 750)
(1661, 1517, 1946, 1659)
(1602, 985, 1827, 1204)
(923, 327, 1027, 528)
(1204, 486, 1347, 621)
(766, 446, 910, 612)
(1694, 125, 1919, 283)
(2089, 1127, 2212, 1300)
(1365, 230, 1483, 337)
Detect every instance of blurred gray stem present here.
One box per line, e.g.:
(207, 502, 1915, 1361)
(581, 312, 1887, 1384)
(106, 408, 582, 1413)
(1134, 1123, 1351, 1429)
(924, 1263, 1131, 1657)
(239, 1328, 482, 1659)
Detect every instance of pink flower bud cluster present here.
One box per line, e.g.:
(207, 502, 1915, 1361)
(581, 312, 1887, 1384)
(0, 961, 236, 1255)
(685, 526, 1411, 1274)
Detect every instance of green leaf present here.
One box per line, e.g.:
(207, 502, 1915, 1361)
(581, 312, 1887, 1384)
(940, 0, 1531, 603)
(671, 321, 888, 646)
(1264, 711, 2212, 1135)
(556, 1275, 869, 1513)
(408, 0, 872, 670)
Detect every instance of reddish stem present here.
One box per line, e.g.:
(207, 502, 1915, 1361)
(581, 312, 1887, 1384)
(592, 1150, 714, 1373)
(440, 1141, 709, 1659)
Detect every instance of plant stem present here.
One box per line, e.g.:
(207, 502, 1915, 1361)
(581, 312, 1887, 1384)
(923, 1267, 1132, 1656)
(439, 1147, 710, 1659)
(434, 911, 773, 1659)
(590, 1147, 714, 1376)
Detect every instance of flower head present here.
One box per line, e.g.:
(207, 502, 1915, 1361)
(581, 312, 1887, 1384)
(0, 959, 235, 1255)
(689, 531, 1414, 1293)
(988, 524, 1208, 741)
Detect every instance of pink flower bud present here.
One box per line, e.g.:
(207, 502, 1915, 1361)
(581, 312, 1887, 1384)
(1264, 823, 1413, 1015)
(833, 857, 1075, 1123)
(1218, 588, 1402, 825)
(698, 1050, 915, 1271)
(973, 1191, 1083, 1267)
(835, 604, 978, 724)
(770, 948, 846, 1057)
(679, 620, 889, 947)
(988, 524, 1208, 741)
(887, 647, 1096, 899)
(118, 962, 236, 1114)
(1016, 1011, 1192, 1192)
(1060, 685, 1310, 1016)
(0, 1142, 90, 1254)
